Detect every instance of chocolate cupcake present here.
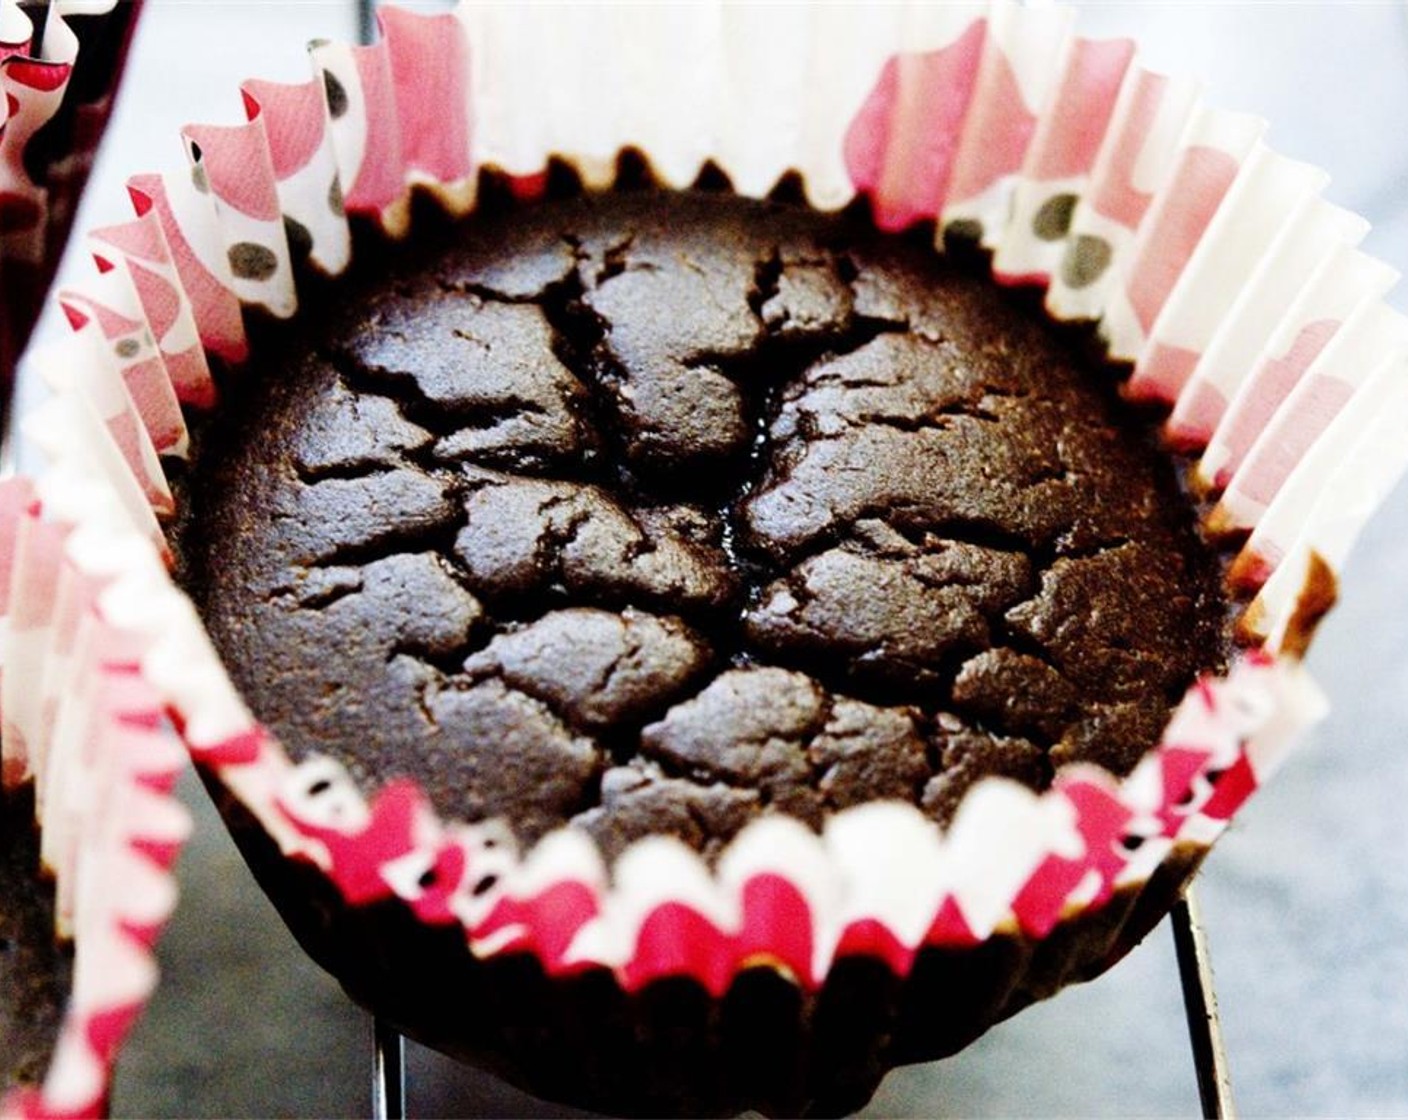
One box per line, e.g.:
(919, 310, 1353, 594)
(14, 2, 1404, 1116)
(0, 6, 193, 1115)
(165, 177, 1246, 1114)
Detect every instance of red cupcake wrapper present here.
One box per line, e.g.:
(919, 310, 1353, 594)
(11, 0, 1402, 1020)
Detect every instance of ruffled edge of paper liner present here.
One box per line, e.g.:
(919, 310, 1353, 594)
(0, 479, 191, 1120)
(0, 1, 143, 384)
(10, 0, 1401, 1063)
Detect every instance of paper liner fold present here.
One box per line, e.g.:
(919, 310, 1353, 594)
(7, 0, 1401, 1053)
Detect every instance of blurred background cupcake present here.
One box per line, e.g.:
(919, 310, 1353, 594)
(10, 2, 1407, 1116)
(0, 5, 193, 1119)
(0, 0, 141, 424)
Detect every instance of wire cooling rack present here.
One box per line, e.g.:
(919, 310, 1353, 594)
(367, 887, 1235, 1120)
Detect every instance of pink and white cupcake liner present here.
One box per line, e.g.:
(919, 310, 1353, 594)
(0, 475, 191, 1120)
(0, 0, 142, 389)
(8, 0, 1405, 1028)
(0, 15, 188, 1106)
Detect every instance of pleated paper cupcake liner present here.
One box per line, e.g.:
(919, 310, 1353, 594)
(6, 0, 1406, 1110)
(0, 475, 191, 1120)
(0, 0, 142, 399)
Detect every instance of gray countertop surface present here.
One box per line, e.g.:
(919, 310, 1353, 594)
(15, 2, 1408, 1116)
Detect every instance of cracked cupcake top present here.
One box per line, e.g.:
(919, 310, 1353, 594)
(179, 188, 1226, 862)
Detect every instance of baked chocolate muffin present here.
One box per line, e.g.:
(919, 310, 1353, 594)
(175, 180, 1229, 1115)
(0, 784, 71, 1099)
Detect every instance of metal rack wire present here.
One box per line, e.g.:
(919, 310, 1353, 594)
(1171, 889, 1236, 1119)
(372, 1018, 407, 1120)
(369, 885, 1234, 1120)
